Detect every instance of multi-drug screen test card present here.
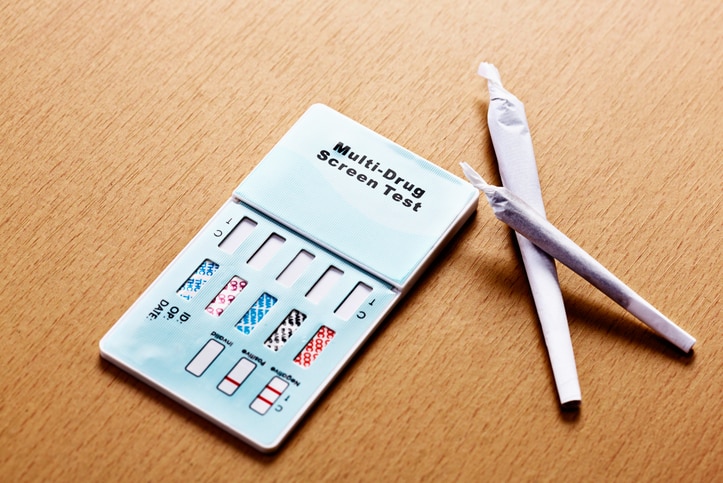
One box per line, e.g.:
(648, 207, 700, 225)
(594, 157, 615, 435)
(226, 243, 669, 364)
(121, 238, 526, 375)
(100, 104, 478, 452)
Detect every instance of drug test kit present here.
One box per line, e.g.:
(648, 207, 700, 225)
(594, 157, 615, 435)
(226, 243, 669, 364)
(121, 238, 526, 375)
(100, 104, 479, 452)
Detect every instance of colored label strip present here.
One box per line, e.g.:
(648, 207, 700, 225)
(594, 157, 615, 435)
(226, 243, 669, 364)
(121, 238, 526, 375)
(235, 292, 277, 335)
(264, 309, 307, 351)
(177, 259, 219, 300)
(293, 326, 336, 368)
(205, 276, 247, 317)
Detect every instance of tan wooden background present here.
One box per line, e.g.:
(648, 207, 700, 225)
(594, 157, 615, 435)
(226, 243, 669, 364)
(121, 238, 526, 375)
(1, 1, 720, 481)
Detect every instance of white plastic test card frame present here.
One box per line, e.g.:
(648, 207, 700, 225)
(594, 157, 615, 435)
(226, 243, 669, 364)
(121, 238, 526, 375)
(100, 104, 478, 452)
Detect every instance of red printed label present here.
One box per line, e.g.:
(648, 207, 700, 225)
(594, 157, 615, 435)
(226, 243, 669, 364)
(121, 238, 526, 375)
(293, 326, 335, 368)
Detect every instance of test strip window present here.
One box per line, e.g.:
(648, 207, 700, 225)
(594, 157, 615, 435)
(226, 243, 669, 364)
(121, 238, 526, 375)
(306, 266, 343, 304)
(264, 309, 307, 351)
(205, 276, 247, 317)
(247, 234, 285, 270)
(177, 259, 219, 300)
(236, 292, 277, 335)
(276, 250, 315, 287)
(250, 377, 289, 415)
(219, 217, 257, 253)
(217, 358, 256, 396)
(294, 326, 336, 368)
(335, 282, 373, 320)
(186, 339, 224, 376)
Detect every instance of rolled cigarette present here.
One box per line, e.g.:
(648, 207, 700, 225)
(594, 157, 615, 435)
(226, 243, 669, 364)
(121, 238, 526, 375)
(479, 62, 581, 406)
(461, 162, 696, 353)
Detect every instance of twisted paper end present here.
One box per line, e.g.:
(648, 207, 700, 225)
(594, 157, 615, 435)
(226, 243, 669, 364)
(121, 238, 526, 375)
(460, 162, 495, 197)
(477, 61, 516, 102)
(477, 62, 502, 85)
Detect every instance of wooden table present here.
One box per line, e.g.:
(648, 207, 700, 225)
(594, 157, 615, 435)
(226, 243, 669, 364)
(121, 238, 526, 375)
(2, 1, 720, 480)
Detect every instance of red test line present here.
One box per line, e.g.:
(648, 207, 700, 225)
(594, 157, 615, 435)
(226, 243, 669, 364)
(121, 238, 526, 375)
(225, 376, 240, 386)
(267, 385, 282, 396)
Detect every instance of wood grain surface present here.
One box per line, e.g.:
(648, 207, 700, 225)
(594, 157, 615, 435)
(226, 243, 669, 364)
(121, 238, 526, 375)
(1, 1, 720, 481)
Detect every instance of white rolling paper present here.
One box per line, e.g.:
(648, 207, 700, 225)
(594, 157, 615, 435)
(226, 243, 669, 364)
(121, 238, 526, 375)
(478, 62, 581, 406)
(460, 163, 696, 354)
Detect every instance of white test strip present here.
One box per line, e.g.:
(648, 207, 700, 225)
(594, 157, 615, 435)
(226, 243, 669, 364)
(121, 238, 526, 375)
(185, 339, 225, 377)
(276, 250, 315, 287)
(219, 217, 257, 253)
(306, 266, 343, 304)
(217, 357, 256, 395)
(335, 282, 373, 320)
(247, 233, 286, 270)
(250, 377, 289, 415)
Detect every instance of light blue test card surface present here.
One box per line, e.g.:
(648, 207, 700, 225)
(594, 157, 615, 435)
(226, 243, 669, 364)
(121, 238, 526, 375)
(100, 104, 478, 452)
